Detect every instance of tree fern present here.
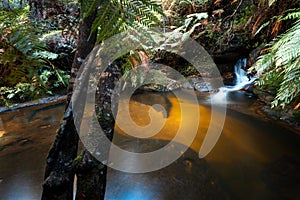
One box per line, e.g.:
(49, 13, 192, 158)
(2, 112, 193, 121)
(0, 9, 45, 85)
(0, 8, 67, 101)
(81, 0, 164, 42)
(252, 9, 300, 108)
(281, 8, 300, 21)
(77, 0, 165, 78)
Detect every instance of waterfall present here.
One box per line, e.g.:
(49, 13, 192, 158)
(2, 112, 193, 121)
(211, 58, 256, 103)
(225, 58, 256, 91)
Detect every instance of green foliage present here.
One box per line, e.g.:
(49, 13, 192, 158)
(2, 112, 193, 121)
(38, 67, 69, 88)
(0, 8, 70, 105)
(78, 0, 165, 86)
(0, 74, 67, 106)
(161, 0, 209, 27)
(178, 65, 198, 76)
(252, 9, 300, 108)
(0, 83, 36, 106)
(0, 8, 47, 85)
(280, 8, 300, 21)
(234, 5, 255, 28)
(80, 0, 164, 42)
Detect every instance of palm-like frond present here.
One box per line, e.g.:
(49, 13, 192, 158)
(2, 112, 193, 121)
(0, 8, 67, 100)
(82, 0, 164, 42)
(281, 8, 300, 21)
(274, 57, 300, 107)
(0, 9, 46, 86)
(78, 0, 165, 78)
(252, 14, 300, 108)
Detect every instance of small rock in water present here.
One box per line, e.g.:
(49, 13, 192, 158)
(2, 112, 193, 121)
(19, 139, 33, 146)
(0, 131, 5, 137)
(39, 124, 51, 129)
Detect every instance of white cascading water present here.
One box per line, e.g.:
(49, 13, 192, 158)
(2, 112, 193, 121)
(211, 58, 256, 103)
(226, 58, 256, 91)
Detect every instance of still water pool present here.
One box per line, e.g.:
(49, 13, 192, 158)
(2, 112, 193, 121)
(0, 90, 300, 199)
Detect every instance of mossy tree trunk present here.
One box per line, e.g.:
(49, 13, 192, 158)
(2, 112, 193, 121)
(41, 7, 99, 200)
(74, 63, 121, 200)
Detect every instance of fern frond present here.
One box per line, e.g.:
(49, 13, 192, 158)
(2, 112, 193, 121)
(253, 18, 300, 108)
(273, 57, 300, 108)
(281, 8, 300, 21)
(0, 8, 65, 96)
(86, 0, 164, 42)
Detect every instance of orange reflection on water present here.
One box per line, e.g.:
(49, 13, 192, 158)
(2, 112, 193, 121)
(114, 91, 211, 152)
(113, 91, 300, 199)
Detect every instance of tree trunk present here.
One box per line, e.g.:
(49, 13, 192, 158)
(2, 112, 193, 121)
(41, 108, 79, 200)
(41, 7, 98, 200)
(74, 63, 121, 200)
(67, 9, 98, 104)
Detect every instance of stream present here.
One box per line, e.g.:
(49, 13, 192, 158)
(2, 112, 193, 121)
(0, 103, 65, 200)
(0, 90, 299, 199)
(0, 61, 300, 199)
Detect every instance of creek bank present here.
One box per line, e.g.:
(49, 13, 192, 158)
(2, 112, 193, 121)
(255, 100, 300, 134)
(1, 68, 298, 135)
(226, 91, 300, 135)
(0, 95, 67, 113)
